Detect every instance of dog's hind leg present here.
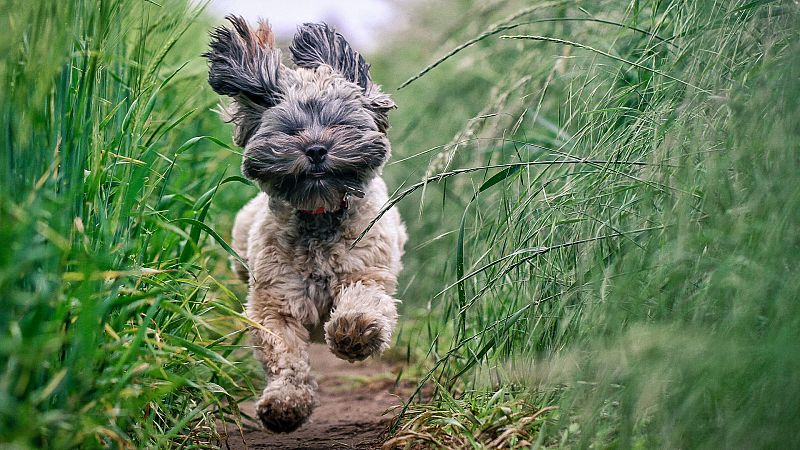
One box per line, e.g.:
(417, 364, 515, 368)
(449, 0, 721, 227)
(249, 297, 318, 432)
(325, 280, 399, 362)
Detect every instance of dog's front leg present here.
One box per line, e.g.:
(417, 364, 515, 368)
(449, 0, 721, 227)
(325, 280, 398, 362)
(249, 293, 317, 432)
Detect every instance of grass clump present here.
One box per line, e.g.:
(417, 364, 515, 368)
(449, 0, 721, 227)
(373, 0, 800, 448)
(0, 1, 255, 447)
(386, 389, 556, 449)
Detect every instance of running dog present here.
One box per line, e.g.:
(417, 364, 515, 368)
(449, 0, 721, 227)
(204, 16, 406, 432)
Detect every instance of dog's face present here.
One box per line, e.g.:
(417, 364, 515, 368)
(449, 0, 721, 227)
(204, 17, 395, 210)
(244, 67, 391, 209)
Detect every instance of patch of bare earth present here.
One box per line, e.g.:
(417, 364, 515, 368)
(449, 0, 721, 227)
(218, 344, 410, 450)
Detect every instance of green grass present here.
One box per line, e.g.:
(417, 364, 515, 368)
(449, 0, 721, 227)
(370, 0, 800, 448)
(0, 1, 259, 447)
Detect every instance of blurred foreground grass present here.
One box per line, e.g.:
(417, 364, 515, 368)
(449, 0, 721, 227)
(372, 0, 800, 448)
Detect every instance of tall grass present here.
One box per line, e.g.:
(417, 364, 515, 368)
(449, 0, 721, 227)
(372, 0, 800, 448)
(0, 1, 257, 447)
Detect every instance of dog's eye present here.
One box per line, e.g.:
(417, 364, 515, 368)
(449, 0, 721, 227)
(332, 123, 372, 132)
(286, 128, 305, 136)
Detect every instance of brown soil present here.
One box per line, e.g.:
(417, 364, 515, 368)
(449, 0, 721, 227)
(218, 344, 410, 450)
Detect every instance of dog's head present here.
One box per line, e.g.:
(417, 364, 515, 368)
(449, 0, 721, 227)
(203, 17, 395, 211)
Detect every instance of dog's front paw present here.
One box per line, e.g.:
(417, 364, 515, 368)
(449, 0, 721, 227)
(256, 382, 316, 433)
(325, 312, 390, 362)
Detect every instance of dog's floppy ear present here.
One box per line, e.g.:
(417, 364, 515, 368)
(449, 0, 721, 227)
(203, 16, 283, 145)
(290, 23, 372, 92)
(290, 23, 396, 132)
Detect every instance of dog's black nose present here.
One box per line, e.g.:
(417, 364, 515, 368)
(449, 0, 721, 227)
(305, 144, 327, 163)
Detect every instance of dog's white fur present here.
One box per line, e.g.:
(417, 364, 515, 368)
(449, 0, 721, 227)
(231, 178, 406, 430)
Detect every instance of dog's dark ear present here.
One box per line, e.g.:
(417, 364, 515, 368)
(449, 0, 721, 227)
(205, 15, 282, 106)
(290, 23, 372, 92)
(290, 23, 396, 132)
(204, 16, 283, 145)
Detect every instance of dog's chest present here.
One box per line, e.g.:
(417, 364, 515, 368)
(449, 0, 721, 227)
(297, 243, 336, 318)
(291, 212, 349, 323)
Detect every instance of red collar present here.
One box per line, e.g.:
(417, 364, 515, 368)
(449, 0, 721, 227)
(298, 197, 349, 215)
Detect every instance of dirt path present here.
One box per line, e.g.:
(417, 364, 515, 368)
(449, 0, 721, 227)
(218, 344, 408, 449)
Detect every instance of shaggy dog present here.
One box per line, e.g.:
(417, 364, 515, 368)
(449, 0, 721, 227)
(203, 17, 406, 432)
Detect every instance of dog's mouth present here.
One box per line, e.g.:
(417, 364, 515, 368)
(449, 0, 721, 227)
(264, 168, 369, 211)
(305, 164, 330, 178)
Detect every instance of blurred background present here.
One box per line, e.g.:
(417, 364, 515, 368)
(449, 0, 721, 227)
(205, 0, 399, 50)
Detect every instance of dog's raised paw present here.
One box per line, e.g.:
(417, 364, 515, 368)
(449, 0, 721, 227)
(325, 312, 389, 362)
(256, 384, 315, 433)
